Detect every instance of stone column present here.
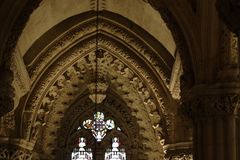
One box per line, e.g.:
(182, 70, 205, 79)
(183, 86, 240, 160)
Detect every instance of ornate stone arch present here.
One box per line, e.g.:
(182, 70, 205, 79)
(21, 14, 174, 138)
(25, 47, 168, 159)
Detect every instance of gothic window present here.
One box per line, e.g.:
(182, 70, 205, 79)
(71, 112, 126, 160)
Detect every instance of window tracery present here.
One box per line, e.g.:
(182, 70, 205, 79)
(82, 112, 115, 142)
(72, 112, 126, 160)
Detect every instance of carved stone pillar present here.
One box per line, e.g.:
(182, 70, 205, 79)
(183, 85, 240, 160)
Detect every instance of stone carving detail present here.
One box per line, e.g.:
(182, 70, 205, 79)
(229, 32, 239, 65)
(183, 94, 240, 119)
(0, 147, 32, 160)
(169, 154, 193, 160)
(218, 26, 239, 81)
(0, 111, 15, 136)
(28, 19, 170, 87)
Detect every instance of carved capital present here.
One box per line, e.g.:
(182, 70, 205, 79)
(182, 94, 240, 119)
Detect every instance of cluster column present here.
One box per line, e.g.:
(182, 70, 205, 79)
(183, 86, 240, 160)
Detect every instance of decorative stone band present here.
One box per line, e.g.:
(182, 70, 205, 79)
(182, 94, 240, 119)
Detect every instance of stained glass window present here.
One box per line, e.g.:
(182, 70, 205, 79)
(71, 137, 93, 160)
(72, 112, 126, 160)
(83, 112, 115, 142)
(105, 137, 126, 160)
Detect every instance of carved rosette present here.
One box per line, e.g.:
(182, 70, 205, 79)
(182, 93, 240, 119)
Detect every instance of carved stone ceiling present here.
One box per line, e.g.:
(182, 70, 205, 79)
(16, 0, 176, 57)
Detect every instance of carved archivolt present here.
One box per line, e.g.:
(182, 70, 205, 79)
(31, 51, 165, 159)
(23, 20, 173, 144)
(29, 18, 171, 86)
